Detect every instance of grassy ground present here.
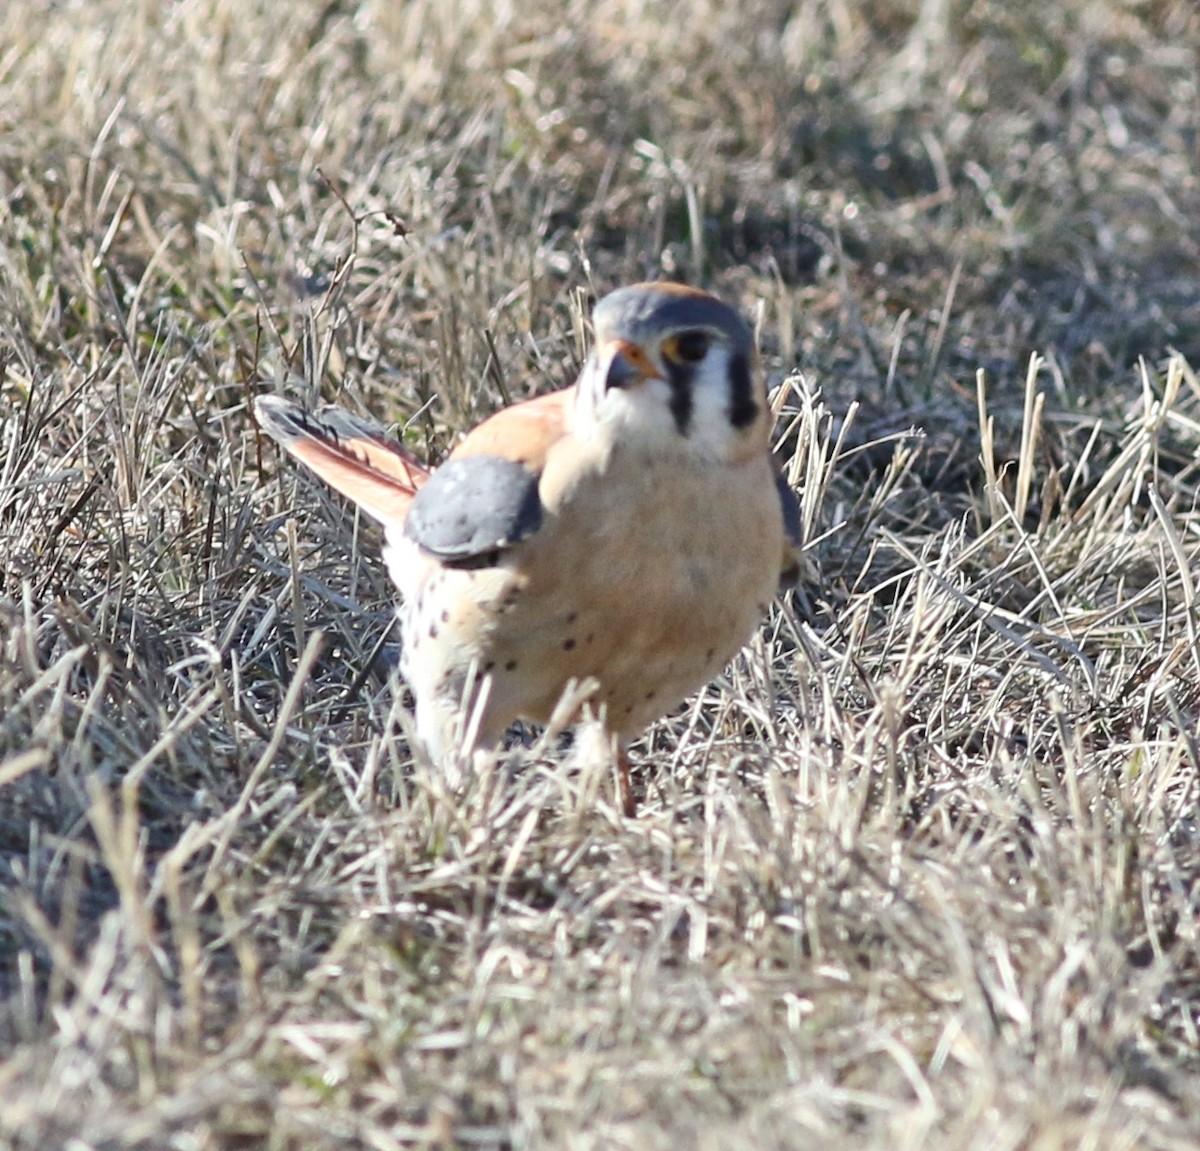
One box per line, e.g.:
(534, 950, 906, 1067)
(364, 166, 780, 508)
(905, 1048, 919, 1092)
(2, 0, 1200, 1147)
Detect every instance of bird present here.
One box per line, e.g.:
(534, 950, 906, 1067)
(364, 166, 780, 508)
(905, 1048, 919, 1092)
(255, 282, 802, 811)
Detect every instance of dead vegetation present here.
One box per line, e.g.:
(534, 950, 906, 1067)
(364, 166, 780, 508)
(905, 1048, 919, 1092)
(2, 0, 1200, 1147)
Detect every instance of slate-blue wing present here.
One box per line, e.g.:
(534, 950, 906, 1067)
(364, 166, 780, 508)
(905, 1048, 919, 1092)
(403, 454, 543, 567)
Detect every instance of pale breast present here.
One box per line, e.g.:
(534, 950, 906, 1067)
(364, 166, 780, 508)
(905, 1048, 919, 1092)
(387, 440, 783, 758)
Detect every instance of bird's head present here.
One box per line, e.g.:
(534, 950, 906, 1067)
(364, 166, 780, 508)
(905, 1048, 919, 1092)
(575, 283, 769, 463)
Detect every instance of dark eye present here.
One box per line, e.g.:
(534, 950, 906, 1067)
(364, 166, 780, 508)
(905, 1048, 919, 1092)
(669, 330, 710, 364)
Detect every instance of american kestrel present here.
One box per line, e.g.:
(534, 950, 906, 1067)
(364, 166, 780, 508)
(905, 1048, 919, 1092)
(255, 283, 801, 810)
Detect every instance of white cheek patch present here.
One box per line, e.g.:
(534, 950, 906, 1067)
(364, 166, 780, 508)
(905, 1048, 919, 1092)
(687, 346, 743, 456)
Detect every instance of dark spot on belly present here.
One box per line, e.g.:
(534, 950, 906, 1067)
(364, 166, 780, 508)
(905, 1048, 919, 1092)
(505, 659, 518, 671)
(622, 704, 634, 716)
(705, 647, 715, 661)
(757, 602, 768, 614)
(440, 609, 450, 623)
(429, 624, 439, 638)
(566, 611, 578, 623)
(585, 633, 595, 645)
(644, 689, 656, 701)
(483, 659, 495, 673)
(563, 637, 576, 651)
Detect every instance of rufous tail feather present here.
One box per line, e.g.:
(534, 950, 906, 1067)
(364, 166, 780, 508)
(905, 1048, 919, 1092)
(254, 395, 428, 527)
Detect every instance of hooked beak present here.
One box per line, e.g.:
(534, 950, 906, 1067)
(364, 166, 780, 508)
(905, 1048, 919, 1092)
(600, 338, 659, 391)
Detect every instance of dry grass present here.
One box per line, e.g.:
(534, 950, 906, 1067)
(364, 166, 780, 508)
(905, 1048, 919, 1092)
(3, 0, 1200, 1147)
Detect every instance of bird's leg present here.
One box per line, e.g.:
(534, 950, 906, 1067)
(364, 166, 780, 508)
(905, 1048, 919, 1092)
(572, 711, 636, 817)
(616, 743, 637, 817)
